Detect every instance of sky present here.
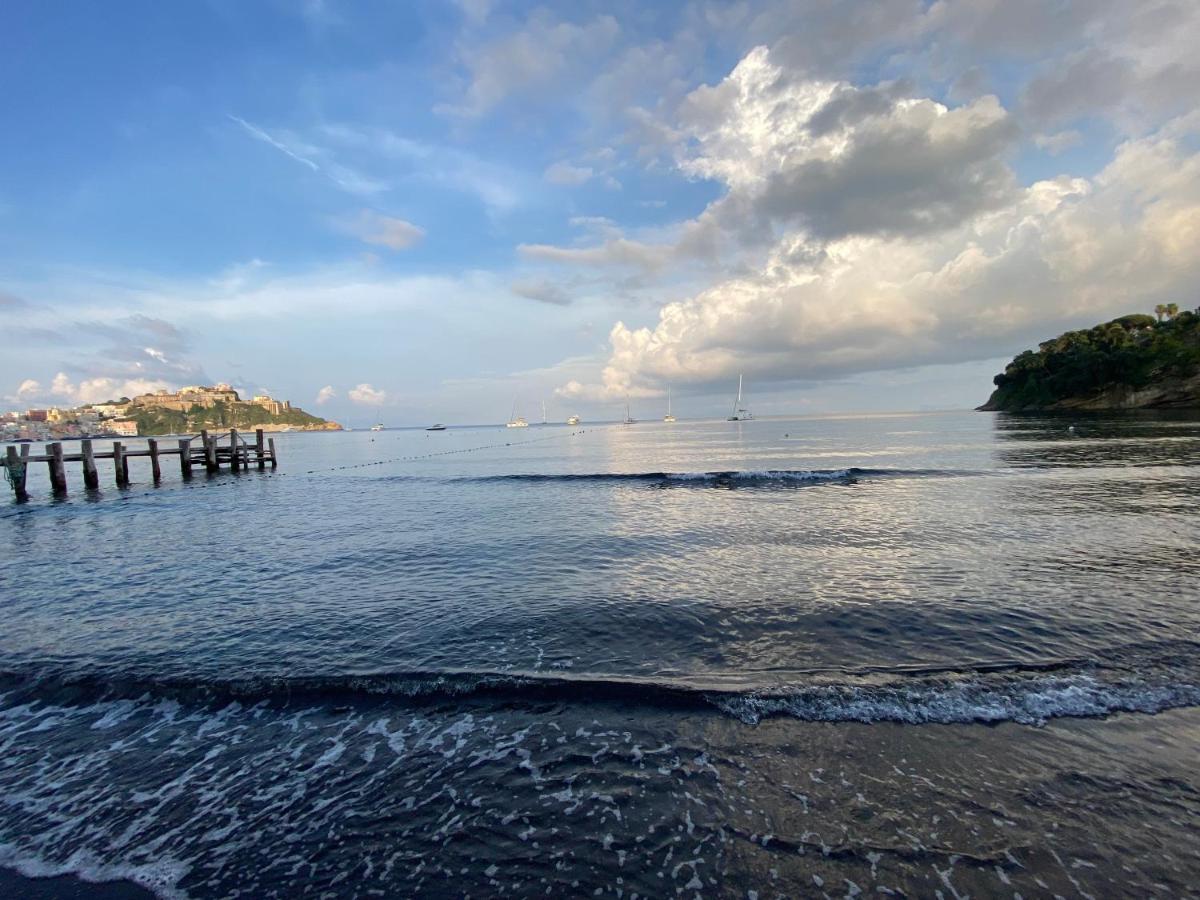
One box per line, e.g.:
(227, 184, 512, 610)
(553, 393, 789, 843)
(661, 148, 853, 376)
(2, 0, 1198, 426)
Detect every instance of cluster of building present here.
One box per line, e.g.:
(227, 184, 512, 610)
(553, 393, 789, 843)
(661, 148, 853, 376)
(2, 384, 296, 441)
(1, 407, 137, 441)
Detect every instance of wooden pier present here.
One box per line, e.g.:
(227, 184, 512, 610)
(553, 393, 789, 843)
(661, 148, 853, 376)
(2, 428, 277, 502)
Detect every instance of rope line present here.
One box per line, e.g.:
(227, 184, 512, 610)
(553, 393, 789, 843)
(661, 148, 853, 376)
(1, 427, 603, 510)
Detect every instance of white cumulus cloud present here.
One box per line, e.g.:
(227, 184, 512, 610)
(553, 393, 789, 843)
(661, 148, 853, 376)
(554, 46, 1200, 401)
(315, 385, 337, 405)
(348, 383, 387, 406)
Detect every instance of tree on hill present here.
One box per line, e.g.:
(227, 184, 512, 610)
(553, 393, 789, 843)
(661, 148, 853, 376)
(982, 308, 1200, 410)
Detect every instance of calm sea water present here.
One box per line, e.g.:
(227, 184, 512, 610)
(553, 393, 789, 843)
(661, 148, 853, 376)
(2, 411, 1199, 897)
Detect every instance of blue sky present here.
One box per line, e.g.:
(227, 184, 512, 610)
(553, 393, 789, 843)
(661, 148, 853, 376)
(3, 1, 1198, 425)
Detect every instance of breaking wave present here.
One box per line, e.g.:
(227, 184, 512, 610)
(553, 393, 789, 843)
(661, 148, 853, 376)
(4, 649, 1198, 728)
(448, 467, 980, 486)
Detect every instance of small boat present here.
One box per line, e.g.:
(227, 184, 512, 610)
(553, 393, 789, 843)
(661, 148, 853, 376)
(622, 398, 636, 425)
(426, 424, 447, 431)
(727, 374, 753, 421)
(663, 386, 676, 423)
(370, 423, 385, 431)
(566, 415, 580, 426)
(541, 400, 548, 426)
(506, 400, 529, 428)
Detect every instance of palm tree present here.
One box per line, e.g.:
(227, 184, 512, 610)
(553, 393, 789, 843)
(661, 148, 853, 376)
(1154, 303, 1167, 322)
(1166, 302, 1179, 319)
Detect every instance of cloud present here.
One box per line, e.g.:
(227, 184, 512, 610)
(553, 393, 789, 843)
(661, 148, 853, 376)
(676, 49, 1018, 241)
(229, 114, 319, 171)
(1018, 8, 1200, 128)
(15, 378, 41, 400)
(0, 290, 28, 309)
(578, 123, 1200, 399)
(339, 210, 425, 250)
(318, 123, 527, 212)
(439, 12, 620, 118)
(525, 48, 1019, 283)
(7, 372, 172, 406)
(511, 278, 572, 306)
(1034, 130, 1084, 155)
(348, 383, 387, 405)
(229, 115, 387, 195)
(315, 385, 337, 405)
(543, 162, 594, 186)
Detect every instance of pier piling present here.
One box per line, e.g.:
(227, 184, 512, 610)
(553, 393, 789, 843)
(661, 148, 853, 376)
(82, 439, 99, 489)
(3, 430, 280, 501)
(148, 439, 161, 483)
(179, 438, 193, 478)
(203, 431, 218, 473)
(48, 442, 68, 495)
(5, 445, 28, 501)
(112, 442, 128, 486)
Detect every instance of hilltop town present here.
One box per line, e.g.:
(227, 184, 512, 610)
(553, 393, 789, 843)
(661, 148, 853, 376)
(3, 384, 340, 440)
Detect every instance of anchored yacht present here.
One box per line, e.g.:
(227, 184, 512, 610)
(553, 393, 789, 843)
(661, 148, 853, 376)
(727, 374, 753, 421)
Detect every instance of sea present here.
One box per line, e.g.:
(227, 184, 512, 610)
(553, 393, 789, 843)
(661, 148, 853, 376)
(1, 410, 1198, 898)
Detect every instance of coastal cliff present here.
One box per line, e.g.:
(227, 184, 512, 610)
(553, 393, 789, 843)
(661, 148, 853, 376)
(979, 309, 1200, 411)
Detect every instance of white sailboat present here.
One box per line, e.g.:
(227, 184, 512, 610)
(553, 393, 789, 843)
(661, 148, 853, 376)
(727, 373, 753, 421)
(506, 400, 529, 428)
(663, 386, 676, 423)
(622, 398, 636, 425)
(370, 423, 384, 431)
(541, 400, 547, 426)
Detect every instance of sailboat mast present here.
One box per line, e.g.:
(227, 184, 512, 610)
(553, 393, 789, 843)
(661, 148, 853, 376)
(733, 374, 742, 417)
(667, 386, 672, 416)
(542, 400, 547, 425)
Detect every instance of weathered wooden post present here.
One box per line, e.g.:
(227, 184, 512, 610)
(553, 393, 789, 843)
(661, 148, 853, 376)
(255, 429, 265, 470)
(178, 438, 193, 478)
(148, 438, 161, 482)
(47, 442, 68, 495)
(5, 445, 28, 501)
(81, 439, 99, 489)
(268, 437, 277, 468)
(230, 429, 240, 472)
(112, 442, 128, 486)
(202, 430, 217, 473)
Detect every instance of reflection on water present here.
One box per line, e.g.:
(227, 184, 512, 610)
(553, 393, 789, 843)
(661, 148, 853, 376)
(2, 411, 1199, 896)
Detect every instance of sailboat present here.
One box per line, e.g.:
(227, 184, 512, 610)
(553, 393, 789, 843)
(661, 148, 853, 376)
(370, 423, 385, 431)
(663, 386, 676, 423)
(622, 398, 636, 425)
(727, 373, 753, 421)
(566, 414, 581, 426)
(541, 400, 548, 426)
(506, 400, 528, 428)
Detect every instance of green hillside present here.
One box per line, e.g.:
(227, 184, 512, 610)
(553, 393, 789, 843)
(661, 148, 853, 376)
(981, 307, 1200, 411)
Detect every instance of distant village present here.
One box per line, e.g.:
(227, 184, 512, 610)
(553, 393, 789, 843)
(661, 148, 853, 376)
(3, 384, 338, 440)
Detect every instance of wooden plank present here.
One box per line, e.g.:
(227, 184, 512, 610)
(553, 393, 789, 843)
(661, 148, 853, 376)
(148, 438, 161, 482)
(179, 438, 193, 478)
(81, 439, 99, 489)
(256, 429, 265, 469)
(268, 437, 277, 469)
(5, 445, 29, 501)
(112, 441, 129, 486)
(48, 442, 68, 495)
